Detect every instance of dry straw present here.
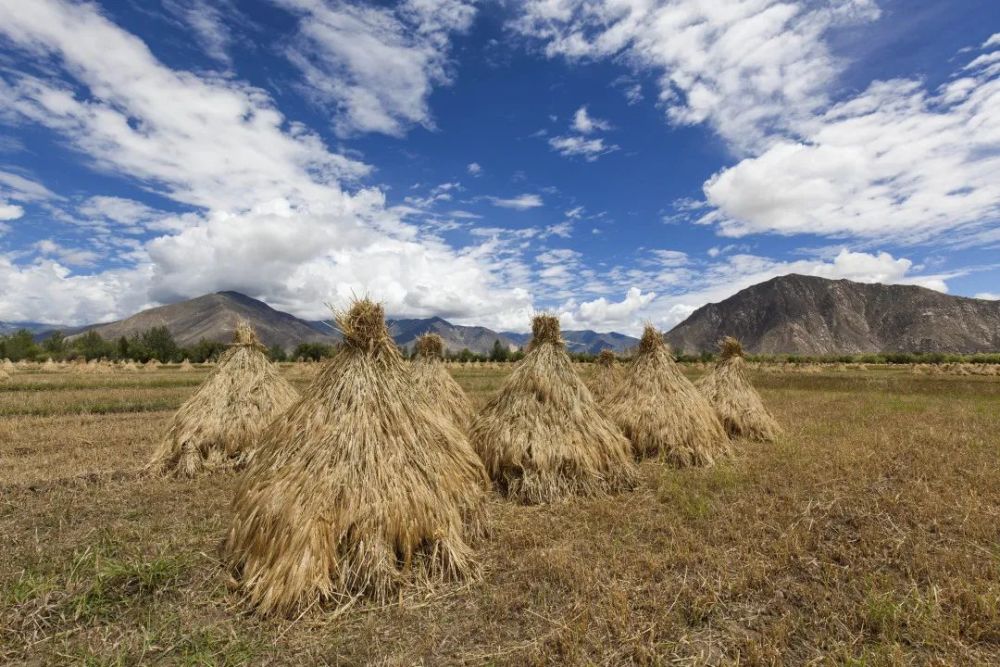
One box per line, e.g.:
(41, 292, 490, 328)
(179, 358, 195, 371)
(588, 349, 623, 403)
(695, 337, 781, 442)
(469, 314, 637, 504)
(148, 321, 298, 477)
(604, 325, 730, 466)
(411, 333, 474, 432)
(223, 299, 488, 617)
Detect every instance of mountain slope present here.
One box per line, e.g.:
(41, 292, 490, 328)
(665, 274, 1000, 355)
(501, 329, 639, 354)
(77, 291, 338, 350)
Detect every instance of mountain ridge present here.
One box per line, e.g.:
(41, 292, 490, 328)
(664, 274, 1000, 354)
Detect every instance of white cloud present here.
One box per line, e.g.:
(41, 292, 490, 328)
(467, 161, 482, 175)
(559, 286, 656, 331)
(79, 196, 159, 226)
(0, 0, 533, 329)
(572, 105, 609, 133)
(975, 292, 998, 300)
(275, 0, 475, 137)
(701, 56, 1000, 243)
(548, 135, 618, 161)
(0, 170, 57, 202)
(513, 0, 881, 153)
(0, 200, 24, 220)
(487, 193, 544, 210)
(164, 0, 237, 65)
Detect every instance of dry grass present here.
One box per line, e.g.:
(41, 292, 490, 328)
(148, 322, 300, 477)
(222, 301, 489, 616)
(411, 333, 474, 432)
(469, 316, 637, 504)
(2, 364, 999, 664)
(588, 349, 622, 403)
(695, 337, 782, 442)
(604, 326, 730, 467)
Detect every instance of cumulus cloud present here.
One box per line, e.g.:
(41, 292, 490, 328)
(701, 52, 1000, 243)
(571, 105, 609, 134)
(487, 193, 544, 210)
(558, 286, 656, 331)
(275, 0, 475, 137)
(0, 199, 24, 221)
(467, 161, 482, 175)
(0, 0, 532, 328)
(548, 104, 618, 161)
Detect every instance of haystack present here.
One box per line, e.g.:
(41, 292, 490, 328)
(604, 326, 730, 466)
(144, 359, 160, 371)
(695, 337, 781, 442)
(179, 358, 195, 371)
(0, 368, 9, 382)
(588, 349, 622, 402)
(468, 315, 637, 504)
(411, 333, 474, 432)
(1, 358, 13, 374)
(148, 322, 299, 477)
(222, 300, 488, 616)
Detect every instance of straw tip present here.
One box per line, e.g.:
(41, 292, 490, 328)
(531, 314, 562, 346)
(638, 325, 664, 353)
(719, 336, 744, 359)
(415, 333, 444, 359)
(337, 298, 387, 349)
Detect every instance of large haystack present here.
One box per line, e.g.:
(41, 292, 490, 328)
(411, 333, 474, 432)
(695, 337, 782, 442)
(222, 300, 488, 616)
(588, 349, 623, 402)
(148, 322, 299, 477)
(469, 315, 637, 504)
(605, 326, 730, 466)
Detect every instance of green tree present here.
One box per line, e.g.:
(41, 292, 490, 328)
(5, 329, 40, 361)
(268, 344, 288, 362)
(73, 330, 112, 360)
(489, 339, 510, 362)
(42, 331, 66, 357)
(141, 326, 179, 362)
(117, 336, 130, 360)
(189, 338, 226, 363)
(293, 342, 336, 361)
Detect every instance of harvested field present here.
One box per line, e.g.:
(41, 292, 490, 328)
(2, 364, 999, 664)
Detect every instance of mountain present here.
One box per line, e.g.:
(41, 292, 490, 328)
(665, 274, 1000, 355)
(0, 321, 69, 336)
(73, 291, 338, 350)
(502, 329, 639, 354)
(386, 316, 521, 354)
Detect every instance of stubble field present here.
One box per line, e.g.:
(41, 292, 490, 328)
(1, 363, 998, 665)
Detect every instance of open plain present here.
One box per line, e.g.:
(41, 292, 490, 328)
(2, 363, 998, 665)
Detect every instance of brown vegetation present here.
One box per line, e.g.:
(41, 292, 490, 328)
(411, 333, 474, 431)
(222, 301, 488, 616)
(147, 322, 298, 477)
(469, 315, 637, 504)
(604, 326, 730, 466)
(696, 337, 782, 442)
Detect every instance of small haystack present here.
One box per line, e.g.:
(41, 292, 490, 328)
(605, 326, 729, 466)
(469, 315, 637, 504)
(223, 300, 488, 616)
(1, 358, 14, 374)
(179, 358, 195, 371)
(144, 359, 161, 371)
(41, 358, 58, 372)
(588, 349, 622, 402)
(0, 368, 9, 383)
(695, 337, 782, 442)
(411, 333, 474, 432)
(148, 322, 299, 477)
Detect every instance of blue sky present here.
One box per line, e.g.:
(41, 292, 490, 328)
(0, 0, 997, 333)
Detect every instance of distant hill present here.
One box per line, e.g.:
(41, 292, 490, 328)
(501, 329, 639, 354)
(665, 274, 1000, 355)
(72, 291, 338, 351)
(63, 291, 637, 354)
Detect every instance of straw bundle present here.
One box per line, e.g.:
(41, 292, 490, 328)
(223, 300, 488, 616)
(1, 358, 13, 374)
(411, 333, 474, 432)
(148, 321, 299, 477)
(469, 315, 637, 504)
(695, 337, 781, 442)
(588, 349, 622, 402)
(144, 359, 160, 371)
(0, 368, 9, 382)
(604, 326, 730, 466)
(179, 358, 195, 371)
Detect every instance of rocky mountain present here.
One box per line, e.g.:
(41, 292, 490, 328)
(501, 329, 639, 354)
(63, 291, 637, 354)
(73, 291, 339, 350)
(664, 274, 1000, 355)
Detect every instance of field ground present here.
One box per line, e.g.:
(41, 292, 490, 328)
(1, 364, 998, 665)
